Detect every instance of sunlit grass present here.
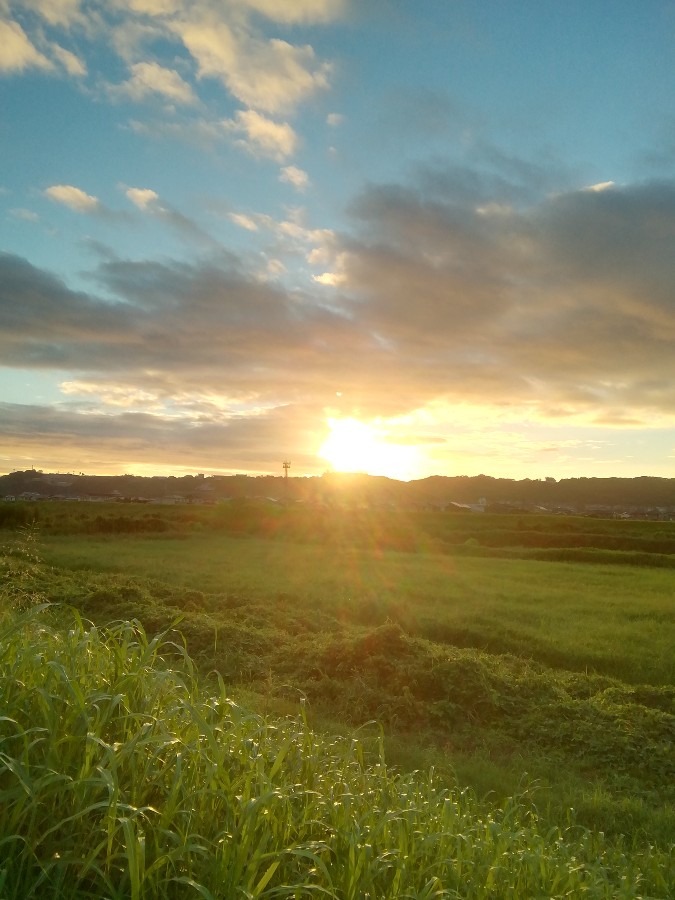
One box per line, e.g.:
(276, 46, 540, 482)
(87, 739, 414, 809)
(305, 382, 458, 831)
(2, 604, 673, 898)
(2, 520, 674, 894)
(38, 532, 675, 685)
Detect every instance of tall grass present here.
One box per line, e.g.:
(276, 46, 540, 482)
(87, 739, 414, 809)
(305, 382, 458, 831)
(2, 606, 673, 898)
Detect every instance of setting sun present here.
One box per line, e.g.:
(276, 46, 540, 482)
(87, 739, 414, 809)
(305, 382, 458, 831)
(319, 418, 420, 481)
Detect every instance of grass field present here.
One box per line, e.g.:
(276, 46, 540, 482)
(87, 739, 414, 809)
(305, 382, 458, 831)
(37, 530, 675, 686)
(1, 504, 674, 896)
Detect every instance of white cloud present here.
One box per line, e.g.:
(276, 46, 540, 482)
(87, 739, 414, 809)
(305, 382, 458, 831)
(307, 245, 332, 266)
(234, 0, 345, 24)
(228, 212, 259, 231)
(117, 0, 181, 14)
(28, 0, 84, 27)
(277, 217, 333, 247)
(173, 19, 330, 114)
(326, 112, 344, 126)
(113, 61, 197, 105)
(279, 165, 309, 191)
(311, 250, 346, 284)
(223, 109, 298, 161)
(125, 187, 160, 210)
(9, 208, 39, 222)
(109, 19, 166, 64)
(583, 181, 616, 193)
(0, 19, 53, 72)
(50, 43, 87, 76)
(313, 271, 345, 286)
(266, 257, 286, 275)
(475, 202, 513, 217)
(253, 207, 337, 259)
(44, 184, 100, 213)
(61, 379, 161, 409)
(120, 186, 215, 244)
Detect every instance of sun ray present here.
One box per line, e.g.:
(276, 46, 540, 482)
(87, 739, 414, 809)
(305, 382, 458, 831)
(319, 418, 420, 480)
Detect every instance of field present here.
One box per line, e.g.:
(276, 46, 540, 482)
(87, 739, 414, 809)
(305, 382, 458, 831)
(1, 502, 674, 897)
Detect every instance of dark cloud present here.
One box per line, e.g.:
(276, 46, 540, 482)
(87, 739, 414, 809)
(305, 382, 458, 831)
(0, 249, 431, 416)
(4, 174, 675, 469)
(338, 176, 675, 417)
(0, 253, 130, 352)
(0, 401, 322, 473)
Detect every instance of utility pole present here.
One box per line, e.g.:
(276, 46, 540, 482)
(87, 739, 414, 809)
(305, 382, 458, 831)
(282, 460, 291, 502)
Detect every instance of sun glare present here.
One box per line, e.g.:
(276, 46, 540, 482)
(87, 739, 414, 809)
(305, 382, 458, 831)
(319, 418, 420, 480)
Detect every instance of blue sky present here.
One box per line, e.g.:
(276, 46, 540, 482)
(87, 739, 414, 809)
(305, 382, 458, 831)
(2, 0, 675, 480)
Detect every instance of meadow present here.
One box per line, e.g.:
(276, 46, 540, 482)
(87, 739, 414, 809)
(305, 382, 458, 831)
(1, 502, 674, 897)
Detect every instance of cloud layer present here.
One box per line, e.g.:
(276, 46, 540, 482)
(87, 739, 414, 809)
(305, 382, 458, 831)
(3, 173, 675, 471)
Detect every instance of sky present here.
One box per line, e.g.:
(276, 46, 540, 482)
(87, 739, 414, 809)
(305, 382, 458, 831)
(2, 1, 675, 481)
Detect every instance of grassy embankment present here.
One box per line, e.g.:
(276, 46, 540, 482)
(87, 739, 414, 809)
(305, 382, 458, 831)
(1, 503, 674, 896)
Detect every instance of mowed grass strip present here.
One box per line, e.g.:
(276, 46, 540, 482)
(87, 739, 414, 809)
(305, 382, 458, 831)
(1, 604, 673, 899)
(39, 531, 675, 686)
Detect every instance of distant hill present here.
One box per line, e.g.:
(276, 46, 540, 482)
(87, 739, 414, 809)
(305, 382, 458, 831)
(2, 469, 675, 515)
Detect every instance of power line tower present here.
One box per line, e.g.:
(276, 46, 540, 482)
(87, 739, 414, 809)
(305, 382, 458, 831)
(283, 460, 291, 480)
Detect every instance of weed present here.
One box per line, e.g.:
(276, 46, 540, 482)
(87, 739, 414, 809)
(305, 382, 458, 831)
(1, 605, 672, 898)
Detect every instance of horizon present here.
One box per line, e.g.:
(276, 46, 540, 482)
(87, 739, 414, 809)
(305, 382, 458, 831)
(4, 466, 675, 486)
(3, 2, 675, 481)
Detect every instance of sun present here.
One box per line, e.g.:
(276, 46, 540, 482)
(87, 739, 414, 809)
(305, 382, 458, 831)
(319, 418, 420, 480)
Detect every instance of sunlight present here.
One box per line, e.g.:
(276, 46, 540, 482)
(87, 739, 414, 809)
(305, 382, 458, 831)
(319, 417, 420, 480)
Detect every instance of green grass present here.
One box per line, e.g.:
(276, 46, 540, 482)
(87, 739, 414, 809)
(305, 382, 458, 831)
(2, 519, 674, 894)
(37, 531, 675, 686)
(1, 603, 673, 898)
(7, 500, 675, 553)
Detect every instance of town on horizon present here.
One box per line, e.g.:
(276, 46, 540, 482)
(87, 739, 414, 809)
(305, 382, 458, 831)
(4, 468, 675, 521)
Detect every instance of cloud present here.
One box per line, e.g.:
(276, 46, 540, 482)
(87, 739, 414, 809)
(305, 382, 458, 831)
(323, 174, 675, 422)
(234, 0, 345, 25)
(9, 208, 39, 222)
(0, 398, 323, 474)
(279, 165, 309, 191)
(583, 180, 615, 193)
(248, 208, 337, 264)
(108, 18, 167, 64)
(1, 0, 340, 134)
(50, 43, 87, 76)
(125, 187, 160, 210)
(122, 185, 217, 245)
(44, 184, 100, 213)
(0, 19, 53, 72)
(313, 271, 345, 286)
(170, 12, 332, 114)
(116, 0, 182, 15)
(265, 257, 286, 277)
(127, 108, 299, 164)
(326, 112, 344, 126)
(223, 109, 298, 160)
(24, 0, 84, 28)
(111, 61, 197, 104)
(8, 173, 675, 472)
(0, 248, 412, 427)
(228, 212, 259, 231)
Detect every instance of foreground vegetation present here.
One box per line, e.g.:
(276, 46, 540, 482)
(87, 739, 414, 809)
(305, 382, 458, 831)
(2, 604, 672, 898)
(1, 506, 674, 896)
